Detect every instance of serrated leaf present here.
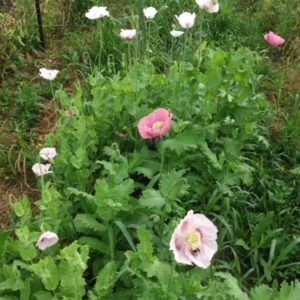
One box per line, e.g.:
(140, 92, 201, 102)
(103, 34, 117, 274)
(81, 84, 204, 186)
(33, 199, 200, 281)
(139, 189, 165, 209)
(136, 167, 153, 179)
(59, 242, 89, 300)
(137, 227, 154, 260)
(277, 281, 300, 300)
(159, 169, 188, 201)
(199, 141, 222, 170)
(12, 196, 32, 219)
(90, 261, 117, 298)
(31, 257, 59, 291)
(78, 236, 110, 255)
(216, 272, 249, 300)
(250, 285, 273, 300)
(74, 214, 106, 234)
(290, 166, 300, 175)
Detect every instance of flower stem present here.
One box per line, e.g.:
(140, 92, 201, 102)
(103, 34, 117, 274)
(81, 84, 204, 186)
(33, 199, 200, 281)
(98, 22, 103, 69)
(198, 11, 203, 69)
(160, 137, 164, 174)
(167, 260, 176, 292)
(50, 81, 54, 100)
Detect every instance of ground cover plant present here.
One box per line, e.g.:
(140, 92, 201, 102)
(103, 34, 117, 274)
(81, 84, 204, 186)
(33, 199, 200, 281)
(0, 0, 300, 299)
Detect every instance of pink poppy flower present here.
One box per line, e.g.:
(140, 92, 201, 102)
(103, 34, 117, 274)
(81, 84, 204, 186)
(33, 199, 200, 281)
(170, 210, 218, 268)
(36, 231, 59, 250)
(138, 108, 173, 139)
(264, 31, 285, 47)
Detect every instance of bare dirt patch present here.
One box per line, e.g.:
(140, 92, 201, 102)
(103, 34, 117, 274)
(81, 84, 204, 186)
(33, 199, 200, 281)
(0, 178, 39, 230)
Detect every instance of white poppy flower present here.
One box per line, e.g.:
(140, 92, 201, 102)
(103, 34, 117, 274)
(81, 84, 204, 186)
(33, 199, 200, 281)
(36, 231, 59, 250)
(196, 0, 219, 13)
(120, 29, 137, 40)
(39, 68, 59, 81)
(175, 12, 196, 29)
(32, 163, 52, 176)
(85, 6, 109, 20)
(170, 30, 184, 37)
(39, 147, 57, 161)
(143, 7, 158, 19)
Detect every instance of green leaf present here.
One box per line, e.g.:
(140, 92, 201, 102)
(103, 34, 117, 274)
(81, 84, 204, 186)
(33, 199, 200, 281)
(216, 272, 249, 300)
(78, 236, 110, 255)
(59, 242, 89, 300)
(199, 141, 222, 170)
(90, 261, 117, 298)
(115, 220, 136, 251)
(33, 291, 55, 300)
(12, 196, 32, 219)
(0, 231, 9, 259)
(139, 189, 165, 209)
(74, 214, 106, 234)
(277, 281, 300, 300)
(290, 165, 300, 175)
(136, 167, 153, 179)
(136, 227, 154, 260)
(31, 257, 59, 291)
(250, 285, 273, 300)
(159, 169, 188, 201)
(15, 226, 37, 261)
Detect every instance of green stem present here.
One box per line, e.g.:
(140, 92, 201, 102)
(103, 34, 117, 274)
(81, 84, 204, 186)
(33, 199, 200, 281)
(98, 22, 103, 69)
(198, 11, 203, 69)
(108, 223, 115, 260)
(160, 138, 164, 174)
(50, 81, 54, 100)
(167, 260, 176, 292)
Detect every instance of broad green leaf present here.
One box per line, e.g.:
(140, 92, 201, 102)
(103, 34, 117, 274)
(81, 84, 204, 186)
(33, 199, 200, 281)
(136, 227, 154, 260)
(250, 285, 273, 300)
(78, 236, 110, 255)
(59, 242, 89, 300)
(12, 196, 32, 219)
(31, 257, 59, 291)
(139, 189, 165, 209)
(0, 231, 9, 259)
(90, 261, 117, 298)
(199, 141, 222, 170)
(159, 169, 188, 201)
(216, 272, 249, 300)
(74, 214, 106, 234)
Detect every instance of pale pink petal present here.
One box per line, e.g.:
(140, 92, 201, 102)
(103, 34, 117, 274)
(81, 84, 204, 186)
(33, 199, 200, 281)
(36, 231, 59, 250)
(169, 210, 218, 268)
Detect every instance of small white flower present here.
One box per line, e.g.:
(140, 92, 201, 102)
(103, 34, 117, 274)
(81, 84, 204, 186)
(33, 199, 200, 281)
(143, 7, 158, 19)
(224, 116, 235, 124)
(85, 6, 109, 20)
(120, 29, 137, 40)
(175, 12, 196, 29)
(196, 0, 219, 13)
(39, 68, 59, 81)
(36, 231, 59, 250)
(39, 147, 57, 161)
(32, 163, 52, 176)
(170, 30, 184, 37)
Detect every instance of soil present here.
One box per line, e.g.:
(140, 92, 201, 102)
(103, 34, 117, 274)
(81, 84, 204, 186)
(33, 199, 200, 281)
(0, 178, 39, 230)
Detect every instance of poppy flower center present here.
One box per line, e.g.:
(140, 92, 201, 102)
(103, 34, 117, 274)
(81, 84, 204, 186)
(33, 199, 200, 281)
(187, 231, 201, 251)
(152, 121, 164, 130)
